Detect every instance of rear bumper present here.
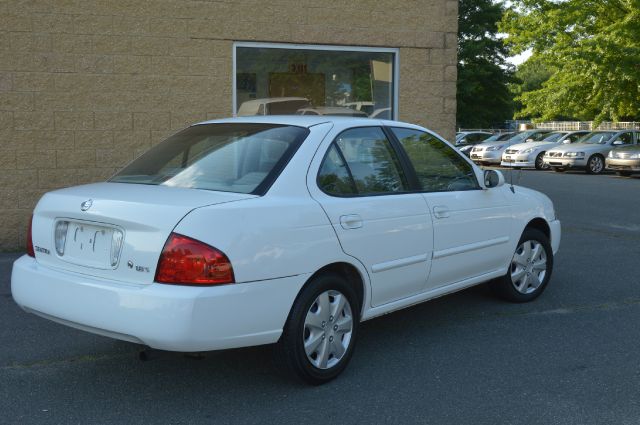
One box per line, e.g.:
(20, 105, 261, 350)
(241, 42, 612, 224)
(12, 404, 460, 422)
(11, 255, 307, 352)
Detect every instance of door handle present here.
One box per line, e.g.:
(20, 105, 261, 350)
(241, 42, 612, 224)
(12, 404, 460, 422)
(340, 214, 363, 230)
(433, 206, 450, 219)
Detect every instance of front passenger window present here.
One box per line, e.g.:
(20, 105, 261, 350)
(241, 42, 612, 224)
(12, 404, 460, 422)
(391, 127, 479, 192)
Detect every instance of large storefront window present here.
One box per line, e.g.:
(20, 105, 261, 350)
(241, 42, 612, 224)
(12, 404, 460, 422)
(234, 43, 397, 120)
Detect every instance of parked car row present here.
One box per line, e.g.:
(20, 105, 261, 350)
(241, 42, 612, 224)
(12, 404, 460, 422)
(544, 130, 640, 175)
(460, 129, 640, 176)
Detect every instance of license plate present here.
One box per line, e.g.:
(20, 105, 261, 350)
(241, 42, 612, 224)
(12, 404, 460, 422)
(471, 155, 480, 159)
(61, 221, 122, 269)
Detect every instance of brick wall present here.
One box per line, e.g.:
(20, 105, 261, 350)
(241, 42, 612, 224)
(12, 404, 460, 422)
(0, 0, 458, 250)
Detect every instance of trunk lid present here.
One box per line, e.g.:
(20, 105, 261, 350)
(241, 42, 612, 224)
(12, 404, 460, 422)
(31, 182, 255, 284)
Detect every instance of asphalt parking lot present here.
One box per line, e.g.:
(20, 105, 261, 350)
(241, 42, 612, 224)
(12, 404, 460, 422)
(1, 169, 639, 425)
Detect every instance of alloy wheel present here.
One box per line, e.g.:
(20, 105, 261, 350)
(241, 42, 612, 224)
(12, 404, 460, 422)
(589, 156, 604, 174)
(510, 240, 548, 295)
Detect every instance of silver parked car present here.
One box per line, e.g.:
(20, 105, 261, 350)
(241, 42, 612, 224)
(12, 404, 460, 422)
(501, 131, 590, 170)
(458, 132, 514, 157)
(455, 131, 493, 146)
(606, 144, 640, 176)
(544, 130, 640, 174)
(470, 130, 552, 166)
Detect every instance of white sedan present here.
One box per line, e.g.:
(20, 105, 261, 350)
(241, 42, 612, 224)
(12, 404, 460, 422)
(12, 116, 561, 384)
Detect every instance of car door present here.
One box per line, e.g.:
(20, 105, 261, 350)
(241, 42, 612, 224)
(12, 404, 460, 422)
(308, 126, 433, 307)
(389, 127, 513, 290)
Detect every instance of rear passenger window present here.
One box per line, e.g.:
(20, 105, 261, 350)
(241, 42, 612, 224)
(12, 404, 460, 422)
(391, 127, 480, 192)
(317, 127, 409, 196)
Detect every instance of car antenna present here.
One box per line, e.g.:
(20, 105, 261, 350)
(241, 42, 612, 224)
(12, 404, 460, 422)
(509, 167, 516, 193)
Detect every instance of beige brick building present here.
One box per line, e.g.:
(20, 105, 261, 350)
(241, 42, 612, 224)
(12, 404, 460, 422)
(0, 0, 458, 250)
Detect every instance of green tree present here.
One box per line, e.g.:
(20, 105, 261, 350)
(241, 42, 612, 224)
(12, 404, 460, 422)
(502, 0, 640, 124)
(510, 55, 554, 118)
(457, 0, 514, 128)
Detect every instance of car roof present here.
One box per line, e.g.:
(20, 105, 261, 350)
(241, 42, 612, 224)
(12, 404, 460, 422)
(194, 115, 426, 130)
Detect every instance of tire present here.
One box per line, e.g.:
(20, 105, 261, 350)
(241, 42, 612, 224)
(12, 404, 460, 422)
(586, 154, 605, 174)
(616, 171, 632, 177)
(552, 167, 565, 173)
(535, 153, 547, 170)
(490, 228, 554, 303)
(275, 272, 359, 385)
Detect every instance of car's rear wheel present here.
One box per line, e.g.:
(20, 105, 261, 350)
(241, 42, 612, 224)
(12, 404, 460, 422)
(616, 171, 632, 177)
(276, 272, 359, 385)
(586, 155, 605, 174)
(535, 153, 547, 170)
(490, 228, 553, 303)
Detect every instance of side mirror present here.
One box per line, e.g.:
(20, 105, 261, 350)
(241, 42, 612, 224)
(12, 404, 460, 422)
(457, 138, 467, 146)
(525, 138, 534, 142)
(612, 140, 624, 145)
(562, 139, 571, 144)
(484, 169, 505, 189)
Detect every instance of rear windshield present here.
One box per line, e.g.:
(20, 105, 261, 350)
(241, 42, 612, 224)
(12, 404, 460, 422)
(110, 123, 309, 194)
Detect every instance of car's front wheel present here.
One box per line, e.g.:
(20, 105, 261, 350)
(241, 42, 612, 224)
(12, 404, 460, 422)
(586, 154, 605, 174)
(535, 153, 547, 170)
(490, 228, 554, 303)
(276, 272, 359, 385)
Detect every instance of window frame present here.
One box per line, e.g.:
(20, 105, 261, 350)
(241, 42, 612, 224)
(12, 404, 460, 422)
(232, 41, 399, 120)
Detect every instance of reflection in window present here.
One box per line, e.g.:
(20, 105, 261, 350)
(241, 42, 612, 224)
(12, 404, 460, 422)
(333, 127, 408, 195)
(235, 45, 395, 119)
(317, 145, 356, 196)
(391, 128, 479, 192)
(111, 124, 307, 194)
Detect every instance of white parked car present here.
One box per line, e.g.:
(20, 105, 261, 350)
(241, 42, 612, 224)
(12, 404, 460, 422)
(470, 130, 552, 166)
(501, 131, 590, 170)
(543, 130, 640, 174)
(12, 117, 561, 384)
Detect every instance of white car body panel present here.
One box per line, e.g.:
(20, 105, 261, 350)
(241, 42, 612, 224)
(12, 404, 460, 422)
(31, 183, 256, 285)
(421, 188, 513, 289)
(12, 116, 561, 352)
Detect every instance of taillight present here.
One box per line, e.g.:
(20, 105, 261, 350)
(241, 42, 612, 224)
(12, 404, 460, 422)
(26, 215, 35, 257)
(155, 233, 234, 286)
